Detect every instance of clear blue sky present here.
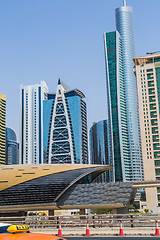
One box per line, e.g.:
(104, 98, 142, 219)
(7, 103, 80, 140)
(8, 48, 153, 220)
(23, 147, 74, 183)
(0, 0, 160, 140)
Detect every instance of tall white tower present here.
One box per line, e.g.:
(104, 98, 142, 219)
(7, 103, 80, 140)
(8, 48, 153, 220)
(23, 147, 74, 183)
(19, 81, 48, 164)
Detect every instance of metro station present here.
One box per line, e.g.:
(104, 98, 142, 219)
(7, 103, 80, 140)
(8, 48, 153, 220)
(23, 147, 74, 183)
(0, 164, 136, 215)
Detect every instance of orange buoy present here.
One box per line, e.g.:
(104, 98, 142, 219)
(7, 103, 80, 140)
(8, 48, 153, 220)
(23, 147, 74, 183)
(119, 221, 124, 236)
(86, 221, 90, 236)
(58, 221, 62, 236)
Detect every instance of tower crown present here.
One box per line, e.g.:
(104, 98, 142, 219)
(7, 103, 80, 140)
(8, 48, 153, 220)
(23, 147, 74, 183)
(57, 79, 70, 91)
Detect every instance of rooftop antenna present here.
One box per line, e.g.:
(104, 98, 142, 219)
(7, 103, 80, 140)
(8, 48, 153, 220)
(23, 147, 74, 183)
(123, 0, 127, 6)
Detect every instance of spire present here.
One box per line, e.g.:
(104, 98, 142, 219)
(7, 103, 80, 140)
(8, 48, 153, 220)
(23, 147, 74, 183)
(123, 0, 126, 6)
(57, 79, 70, 91)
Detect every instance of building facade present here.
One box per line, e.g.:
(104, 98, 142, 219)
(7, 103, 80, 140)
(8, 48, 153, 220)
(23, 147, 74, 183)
(5, 127, 19, 165)
(89, 120, 112, 182)
(133, 53, 160, 208)
(43, 79, 88, 164)
(104, 31, 130, 182)
(115, 1, 144, 181)
(0, 93, 6, 165)
(19, 81, 48, 164)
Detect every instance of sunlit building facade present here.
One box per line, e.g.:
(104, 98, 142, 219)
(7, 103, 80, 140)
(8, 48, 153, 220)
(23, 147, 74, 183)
(90, 120, 112, 182)
(115, 0, 144, 181)
(5, 127, 19, 165)
(43, 79, 88, 164)
(0, 93, 6, 165)
(104, 31, 130, 182)
(134, 53, 160, 208)
(19, 81, 48, 164)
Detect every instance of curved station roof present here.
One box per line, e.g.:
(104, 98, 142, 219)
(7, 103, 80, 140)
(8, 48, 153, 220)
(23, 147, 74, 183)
(0, 164, 135, 211)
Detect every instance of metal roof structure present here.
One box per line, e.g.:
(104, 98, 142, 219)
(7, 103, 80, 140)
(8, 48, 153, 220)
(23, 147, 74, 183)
(0, 164, 136, 212)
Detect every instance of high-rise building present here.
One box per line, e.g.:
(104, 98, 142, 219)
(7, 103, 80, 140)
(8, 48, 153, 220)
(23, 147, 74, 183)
(5, 127, 19, 165)
(19, 81, 48, 164)
(90, 120, 112, 182)
(43, 79, 88, 164)
(133, 53, 160, 208)
(0, 93, 6, 165)
(104, 31, 130, 182)
(111, 0, 143, 181)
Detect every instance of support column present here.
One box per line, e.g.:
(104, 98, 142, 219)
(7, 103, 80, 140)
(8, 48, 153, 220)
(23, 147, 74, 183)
(112, 209, 117, 214)
(48, 210, 54, 221)
(80, 209, 85, 215)
(146, 187, 158, 208)
(48, 210, 55, 216)
(80, 209, 86, 219)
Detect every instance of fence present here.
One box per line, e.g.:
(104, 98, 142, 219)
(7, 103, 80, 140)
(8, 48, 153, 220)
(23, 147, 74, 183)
(1, 214, 160, 229)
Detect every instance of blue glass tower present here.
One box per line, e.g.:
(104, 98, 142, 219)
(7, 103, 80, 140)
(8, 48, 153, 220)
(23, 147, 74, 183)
(5, 127, 19, 165)
(90, 120, 112, 182)
(104, 31, 131, 182)
(43, 79, 88, 164)
(115, 0, 144, 181)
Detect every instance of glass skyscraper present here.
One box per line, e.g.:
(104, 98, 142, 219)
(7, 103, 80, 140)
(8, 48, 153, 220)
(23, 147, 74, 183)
(5, 127, 19, 165)
(0, 93, 6, 165)
(90, 120, 112, 182)
(104, 31, 130, 182)
(115, 1, 144, 181)
(19, 81, 48, 164)
(43, 79, 88, 164)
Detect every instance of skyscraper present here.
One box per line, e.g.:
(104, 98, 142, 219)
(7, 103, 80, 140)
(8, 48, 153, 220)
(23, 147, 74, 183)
(5, 127, 19, 165)
(90, 120, 112, 182)
(115, 0, 144, 182)
(133, 53, 160, 208)
(43, 79, 88, 164)
(0, 93, 6, 165)
(19, 81, 48, 164)
(104, 31, 130, 182)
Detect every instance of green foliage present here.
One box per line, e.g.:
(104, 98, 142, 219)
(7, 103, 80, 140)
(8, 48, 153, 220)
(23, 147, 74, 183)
(92, 208, 113, 214)
(133, 201, 140, 210)
(28, 212, 33, 216)
(144, 208, 149, 213)
(128, 204, 136, 212)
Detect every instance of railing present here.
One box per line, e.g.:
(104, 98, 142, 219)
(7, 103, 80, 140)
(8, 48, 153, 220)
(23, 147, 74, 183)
(1, 214, 160, 229)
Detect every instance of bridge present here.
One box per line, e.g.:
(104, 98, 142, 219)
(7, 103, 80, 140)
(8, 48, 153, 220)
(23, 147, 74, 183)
(133, 181, 160, 188)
